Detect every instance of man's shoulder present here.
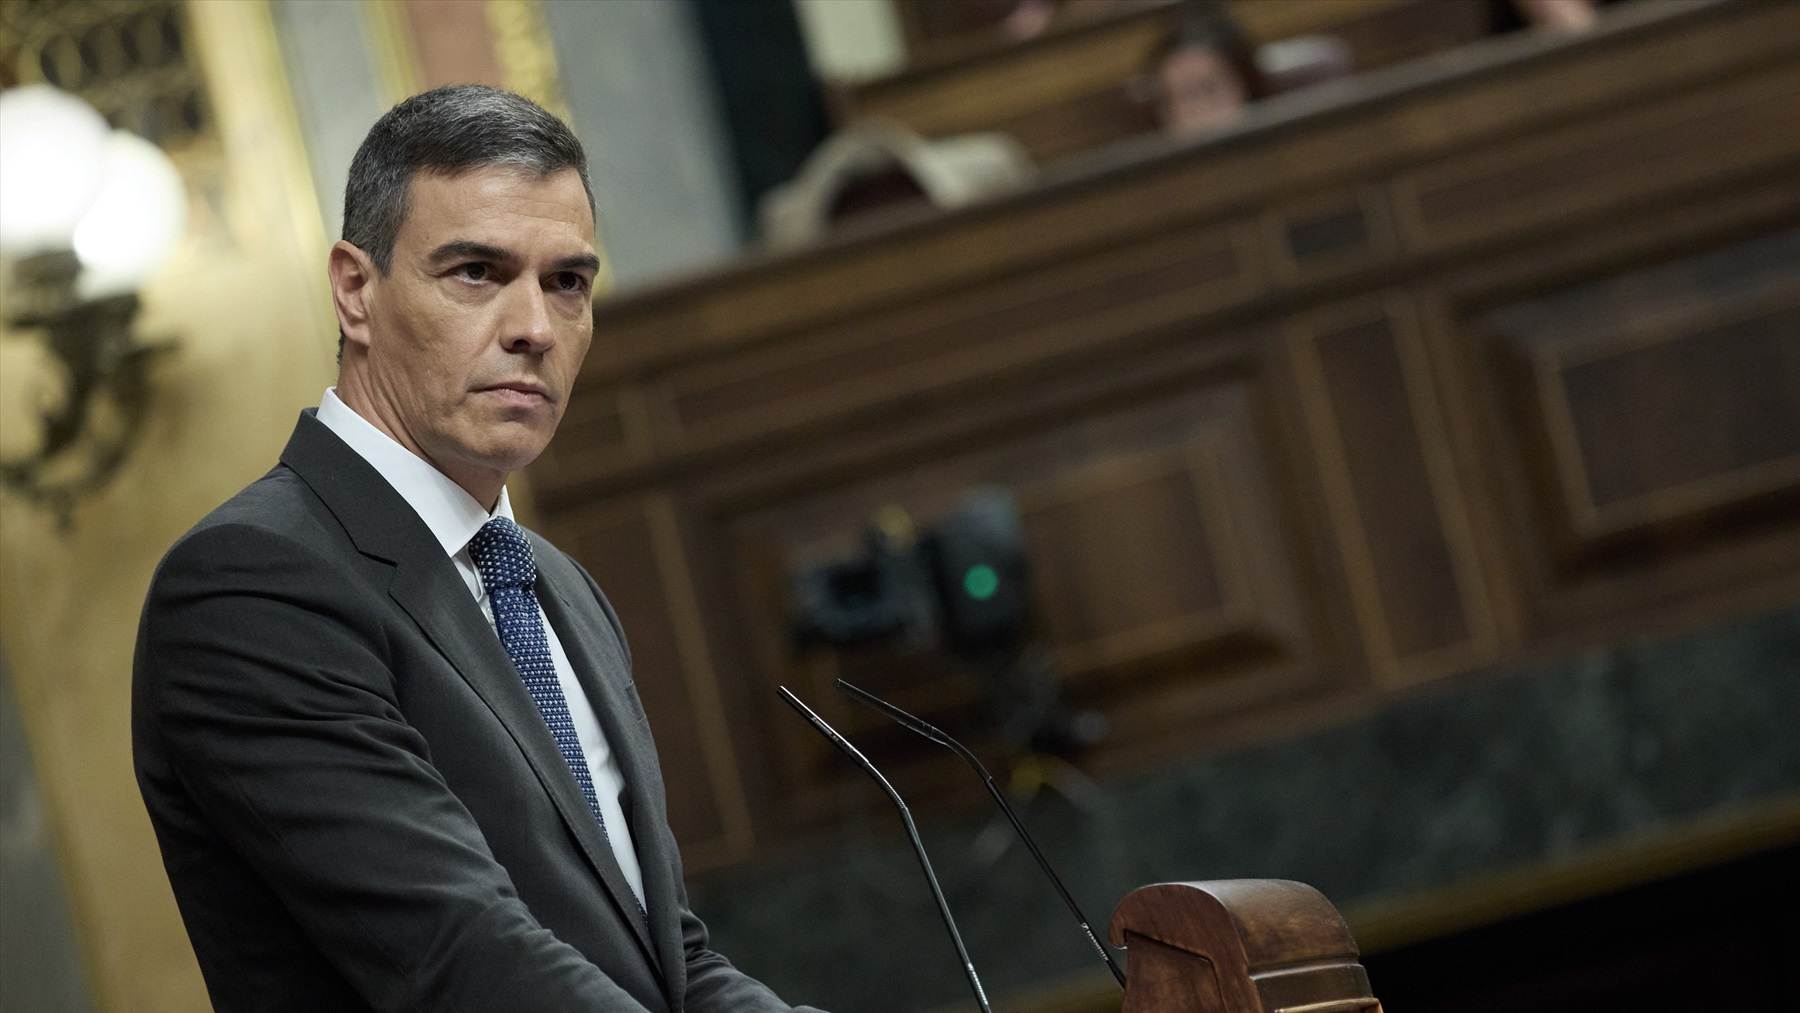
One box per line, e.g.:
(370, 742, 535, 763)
(200, 462, 317, 528)
(155, 464, 342, 582)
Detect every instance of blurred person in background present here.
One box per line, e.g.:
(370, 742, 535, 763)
(1517, 0, 1601, 32)
(1500, 0, 1604, 34)
(1145, 0, 1266, 137)
(1000, 0, 1143, 40)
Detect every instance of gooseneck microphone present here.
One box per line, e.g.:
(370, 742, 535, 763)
(776, 687, 994, 1013)
(835, 678, 1128, 988)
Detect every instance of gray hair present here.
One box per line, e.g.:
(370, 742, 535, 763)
(343, 84, 594, 272)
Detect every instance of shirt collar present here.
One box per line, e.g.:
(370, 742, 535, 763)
(316, 387, 512, 558)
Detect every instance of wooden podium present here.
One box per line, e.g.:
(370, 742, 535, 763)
(1110, 881, 1382, 1013)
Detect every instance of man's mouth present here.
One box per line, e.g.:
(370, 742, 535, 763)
(477, 382, 553, 405)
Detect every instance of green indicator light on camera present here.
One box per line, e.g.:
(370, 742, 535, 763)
(963, 564, 1000, 601)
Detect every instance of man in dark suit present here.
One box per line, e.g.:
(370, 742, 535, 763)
(134, 85, 822, 1012)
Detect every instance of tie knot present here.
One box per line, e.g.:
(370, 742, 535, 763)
(469, 517, 536, 593)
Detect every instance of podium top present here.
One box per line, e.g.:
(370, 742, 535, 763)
(1111, 880, 1379, 1013)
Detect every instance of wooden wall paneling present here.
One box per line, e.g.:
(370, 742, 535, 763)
(1393, 58, 1800, 253)
(1360, 0, 1799, 191)
(705, 368, 1327, 822)
(658, 490, 802, 856)
(641, 494, 760, 861)
(587, 74, 1792, 500)
(1252, 304, 1385, 701)
(550, 135, 1785, 514)
(1421, 165, 1800, 653)
(889, 0, 1022, 58)
(1227, 0, 1411, 43)
(724, 500, 987, 827)
(888, 0, 1450, 77)
(1466, 226, 1800, 640)
(529, 0, 1800, 868)
(656, 216, 1264, 455)
(1408, 290, 1530, 660)
(1286, 296, 1497, 685)
(672, 304, 1284, 525)
(863, 0, 1489, 165)
(583, 144, 1290, 382)
(558, 497, 755, 868)
(975, 82, 1159, 168)
(1527, 282, 1800, 547)
(1015, 438, 1260, 681)
(851, 3, 1175, 156)
(1262, 183, 1399, 288)
(594, 171, 1277, 380)
(533, 383, 655, 498)
(1235, 0, 1800, 256)
(1309, 0, 1488, 74)
(584, 125, 1297, 383)
(1017, 391, 1339, 775)
(715, 512, 879, 833)
(578, 0, 1795, 388)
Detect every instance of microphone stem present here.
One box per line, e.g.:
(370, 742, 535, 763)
(978, 766, 1125, 986)
(836, 678, 1129, 988)
(894, 797, 994, 1013)
(778, 688, 994, 1012)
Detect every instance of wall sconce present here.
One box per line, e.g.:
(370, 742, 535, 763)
(0, 84, 185, 525)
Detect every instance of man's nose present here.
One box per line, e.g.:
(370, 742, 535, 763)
(500, 278, 555, 353)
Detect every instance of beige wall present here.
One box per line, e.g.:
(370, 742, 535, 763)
(0, 2, 335, 1009)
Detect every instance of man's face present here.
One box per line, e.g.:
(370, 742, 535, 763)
(345, 165, 598, 502)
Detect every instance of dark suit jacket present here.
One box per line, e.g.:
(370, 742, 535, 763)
(134, 411, 814, 1012)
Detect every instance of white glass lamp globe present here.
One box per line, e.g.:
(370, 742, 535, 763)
(0, 84, 110, 255)
(72, 129, 188, 298)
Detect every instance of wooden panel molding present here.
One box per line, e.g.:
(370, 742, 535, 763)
(1532, 282, 1800, 545)
(1394, 59, 1800, 251)
(1263, 184, 1398, 286)
(1017, 439, 1267, 679)
(1454, 224, 1800, 643)
(562, 497, 754, 865)
(536, 385, 653, 487)
(659, 219, 1259, 449)
(1289, 298, 1495, 684)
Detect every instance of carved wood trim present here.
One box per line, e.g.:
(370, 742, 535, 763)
(1393, 58, 1800, 251)
(1013, 439, 1267, 681)
(1527, 279, 1800, 545)
(1286, 296, 1496, 684)
(643, 495, 758, 859)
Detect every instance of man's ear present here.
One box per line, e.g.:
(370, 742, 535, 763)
(329, 240, 378, 350)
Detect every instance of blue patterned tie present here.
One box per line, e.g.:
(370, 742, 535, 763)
(468, 517, 615, 843)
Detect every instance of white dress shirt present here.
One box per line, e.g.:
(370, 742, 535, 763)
(316, 388, 646, 908)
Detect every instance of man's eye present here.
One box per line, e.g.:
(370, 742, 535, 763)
(454, 262, 490, 282)
(552, 272, 588, 293)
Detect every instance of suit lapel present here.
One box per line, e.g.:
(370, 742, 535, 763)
(387, 563, 663, 966)
(537, 565, 683, 1001)
(279, 412, 664, 979)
